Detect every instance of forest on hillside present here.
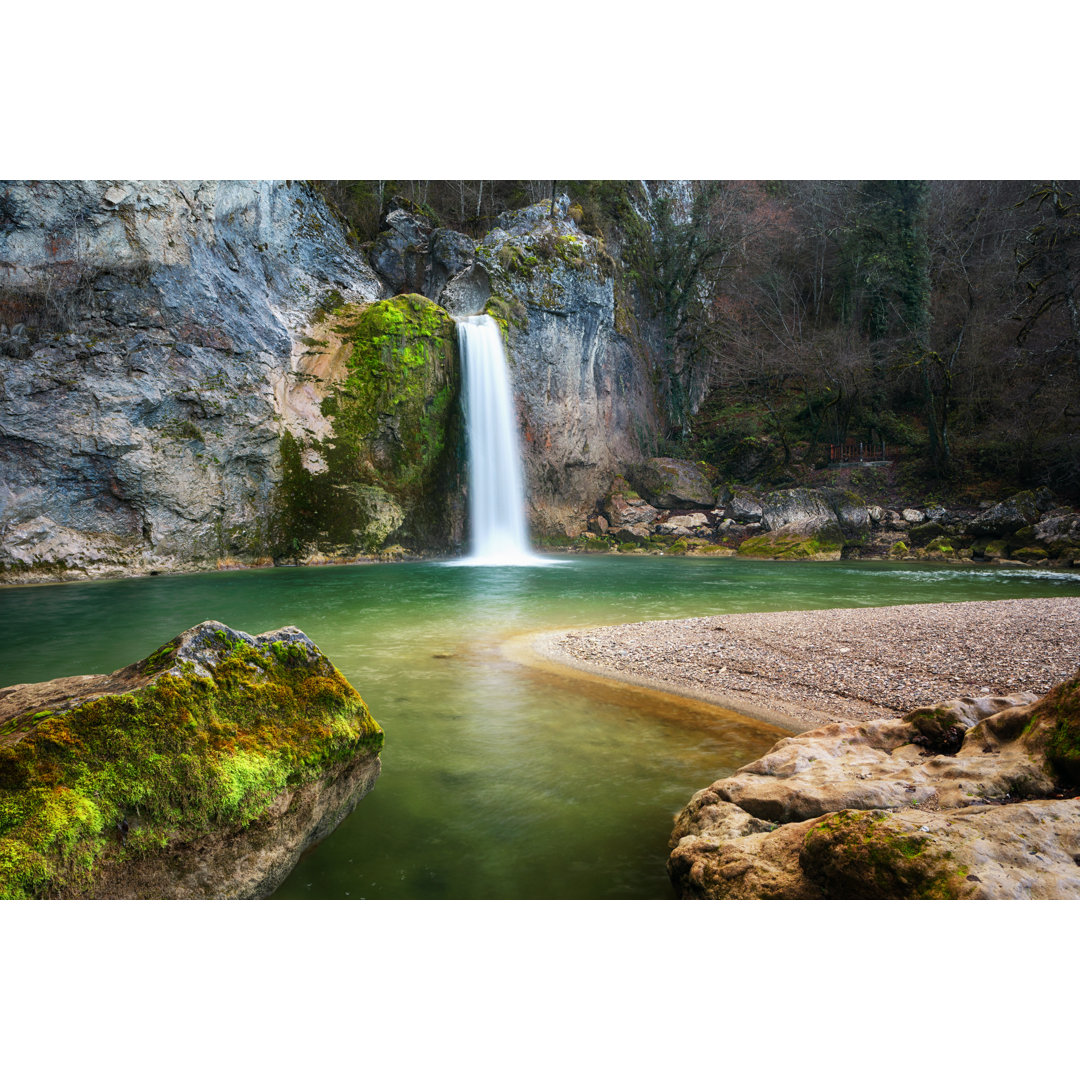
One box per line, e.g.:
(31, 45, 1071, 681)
(314, 180, 1080, 502)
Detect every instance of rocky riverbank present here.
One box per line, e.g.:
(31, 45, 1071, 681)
(540, 462, 1080, 571)
(533, 597, 1080, 899)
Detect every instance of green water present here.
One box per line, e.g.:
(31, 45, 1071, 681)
(3, 555, 1080, 899)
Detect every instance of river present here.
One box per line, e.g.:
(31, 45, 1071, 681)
(3, 555, 1079, 898)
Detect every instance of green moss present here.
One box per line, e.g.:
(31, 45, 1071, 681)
(922, 536, 955, 557)
(888, 540, 909, 557)
(273, 294, 460, 557)
(1011, 546, 1049, 561)
(738, 525, 844, 561)
(0, 634, 382, 899)
(801, 809, 967, 899)
(1032, 672, 1080, 784)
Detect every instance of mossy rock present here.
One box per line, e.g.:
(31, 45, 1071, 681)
(0, 622, 383, 899)
(921, 537, 955, 558)
(1010, 546, 1049, 561)
(1024, 671, 1080, 785)
(737, 523, 844, 561)
(584, 536, 614, 551)
(908, 521, 945, 546)
(800, 809, 967, 899)
(888, 541, 909, 557)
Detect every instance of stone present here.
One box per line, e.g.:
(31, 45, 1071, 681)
(627, 458, 714, 510)
(668, 673, 1080, 899)
(901, 508, 926, 524)
(655, 512, 709, 535)
(737, 522, 845, 560)
(439, 262, 491, 316)
(822, 489, 870, 540)
(0, 621, 383, 899)
(969, 490, 1042, 536)
(1034, 513, 1080, 558)
(603, 490, 659, 528)
(727, 492, 763, 523)
(613, 523, 651, 543)
(908, 520, 946, 546)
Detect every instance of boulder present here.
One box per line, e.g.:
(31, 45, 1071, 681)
(602, 484, 660, 528)
(737, 522, 845, 560)
(613, 523, 652, 544)
(627, 458, 714, 510)
(969, 490, 1042, 536)
(655, 512, 710, 537)
(727, 492, 763, 523)
(822, 489, 870, 540)
(371, 208, 430, 293)
(0, 621, 383, 899)
(668, 673, 1080, 899)
(737, 488, 846, 560)
(1034, 513, 1080, 561)
(908, 520, 946, 546)
(759, 488, 836, 533)
(901, 508, 926, 524)
(439, 263, 491, 317)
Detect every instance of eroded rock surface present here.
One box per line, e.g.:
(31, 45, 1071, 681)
(0, 180, 382, 582)
(0, 620, 383, 899)
(669, 672, 1080, 899)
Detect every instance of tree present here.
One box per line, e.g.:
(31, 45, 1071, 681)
(1014, 180, 1080, 376)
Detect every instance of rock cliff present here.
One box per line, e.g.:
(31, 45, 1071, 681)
(0, 180, 382, 581)
(0, 620, 383, 899)
(1, 185, 665, 578)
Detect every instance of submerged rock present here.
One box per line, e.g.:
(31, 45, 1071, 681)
(0, 621, 383, 899)
(668, 672, 1080, 899)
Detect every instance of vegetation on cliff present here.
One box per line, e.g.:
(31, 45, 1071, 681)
(273, 293, 462, 557)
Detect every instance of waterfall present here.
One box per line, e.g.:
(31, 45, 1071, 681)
(456, 314, 541, 565)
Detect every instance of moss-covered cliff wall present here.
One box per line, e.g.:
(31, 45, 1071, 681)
(273, 293, 465, 560)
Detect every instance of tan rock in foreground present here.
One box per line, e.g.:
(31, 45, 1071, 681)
(668, 672, 1080, 899)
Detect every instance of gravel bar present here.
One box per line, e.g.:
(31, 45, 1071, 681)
(526, 598, 1080, 733)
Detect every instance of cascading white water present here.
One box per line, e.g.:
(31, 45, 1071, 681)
(456, 314, 542, 565)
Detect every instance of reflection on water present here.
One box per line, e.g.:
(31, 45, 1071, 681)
(2, 556, 1079, 898)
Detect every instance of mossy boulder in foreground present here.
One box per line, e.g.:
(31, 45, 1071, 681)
(0, 621, 383, 899)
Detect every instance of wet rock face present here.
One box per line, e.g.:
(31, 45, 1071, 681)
(0, 620, 383, 899)
(668, 672, 1080, 899)
(0, 181, 382, 582)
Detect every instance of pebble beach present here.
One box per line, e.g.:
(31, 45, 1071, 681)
(527, 597, 1080, 732)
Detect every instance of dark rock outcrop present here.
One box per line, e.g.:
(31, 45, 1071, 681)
(668, 672, 1080, 899)
(0, 620, 382, 899)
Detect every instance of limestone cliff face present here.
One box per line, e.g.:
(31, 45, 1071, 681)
(367, 197, 664, 537)
(0, 180, 381, 581)
(475, 204, 662, 535)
